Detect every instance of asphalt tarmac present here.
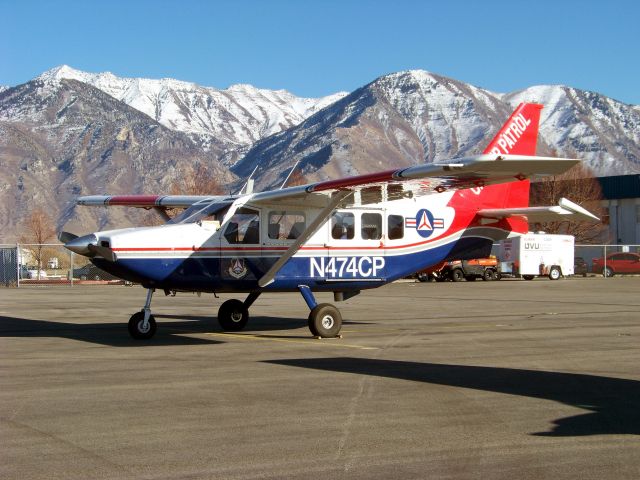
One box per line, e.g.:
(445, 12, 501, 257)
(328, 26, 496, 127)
(1, 277, 639, 479)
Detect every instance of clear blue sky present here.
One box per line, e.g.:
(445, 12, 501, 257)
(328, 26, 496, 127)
(2, 0, 639, 104)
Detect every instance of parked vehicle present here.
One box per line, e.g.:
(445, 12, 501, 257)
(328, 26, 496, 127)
(498, 234, 575, 280)
(592, 252, 640, 277)
(27, 268, 47, 279)
(72, 263, 120, 281)
(574, 257, 588, 277)
(440, 257, 500, 282)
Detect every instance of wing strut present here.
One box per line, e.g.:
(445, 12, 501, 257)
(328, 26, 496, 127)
(258, 191, 352, 288)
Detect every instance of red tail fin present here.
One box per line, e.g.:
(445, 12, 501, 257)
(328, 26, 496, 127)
(483, 103, 543, 156)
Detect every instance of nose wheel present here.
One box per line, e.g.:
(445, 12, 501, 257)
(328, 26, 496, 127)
(128, 289, 157, 340)
(128, 311, 157, 340)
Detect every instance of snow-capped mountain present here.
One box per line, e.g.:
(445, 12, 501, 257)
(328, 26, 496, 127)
(504, 86, 640, 175)
(234, 71, 640, 190)
(0, 66, 638, 241)
(0, 76, 236, 239)
(35, 65, 346, 157)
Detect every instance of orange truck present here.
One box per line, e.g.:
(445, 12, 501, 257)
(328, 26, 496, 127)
(416, 257, 500, 282)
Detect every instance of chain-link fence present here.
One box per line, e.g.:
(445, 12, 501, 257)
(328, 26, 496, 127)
(0, 243, 131, 287)
(2, 242, 639, 288)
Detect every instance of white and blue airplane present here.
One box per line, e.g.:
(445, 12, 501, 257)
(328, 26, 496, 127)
(60, 103, 598, 339)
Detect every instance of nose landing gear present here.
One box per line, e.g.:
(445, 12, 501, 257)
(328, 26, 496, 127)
(128, 289, 157, 340)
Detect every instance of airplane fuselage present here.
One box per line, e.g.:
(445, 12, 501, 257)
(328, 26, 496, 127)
(90, 181, 529, 293)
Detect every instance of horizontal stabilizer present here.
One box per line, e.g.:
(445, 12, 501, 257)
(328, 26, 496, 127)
(477, 197, 600, 222)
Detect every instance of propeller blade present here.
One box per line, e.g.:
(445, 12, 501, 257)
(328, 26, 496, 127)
(58, 231, 79, 244)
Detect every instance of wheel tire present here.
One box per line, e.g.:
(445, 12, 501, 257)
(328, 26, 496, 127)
(451, 269, 464, 282)
(128, 311, 157, 340)
(522, 275, 535, 281)
(416, 272, 429, 283)
(218, 299, 249, 331)
(308, 303, 342, 338)
(548, 266, 561, 280)
(483, 269, 497, 281)
(603, 267, 614, 278)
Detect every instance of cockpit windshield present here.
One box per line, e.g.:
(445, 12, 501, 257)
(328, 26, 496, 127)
(168, 200, 233, 225)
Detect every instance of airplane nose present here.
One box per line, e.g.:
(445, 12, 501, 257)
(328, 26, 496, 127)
(63, 233, 97, 257)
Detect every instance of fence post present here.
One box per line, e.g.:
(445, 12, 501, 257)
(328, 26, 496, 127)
(70, 251, 74, 287)
(16, 243, 20, 288)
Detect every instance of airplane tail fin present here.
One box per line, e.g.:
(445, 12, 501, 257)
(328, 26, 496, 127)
(483, 103, 543, 156)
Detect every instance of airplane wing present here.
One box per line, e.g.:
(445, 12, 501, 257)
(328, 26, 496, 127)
(248, 154, 580, 208)
(477, 197, 600, 222)
(76, 154, 578, 210)
(76, 194, 227, 208)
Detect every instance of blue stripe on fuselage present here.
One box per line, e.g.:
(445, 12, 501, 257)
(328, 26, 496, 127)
(92, 237, 493, 292)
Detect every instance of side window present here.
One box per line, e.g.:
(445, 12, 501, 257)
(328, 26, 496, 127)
(223, 207, 260, 244)
(361, 213, 382, 240)
(268, 211, 306, 240)
(388, 214, 404, 240)
(331, 212, 355, 240)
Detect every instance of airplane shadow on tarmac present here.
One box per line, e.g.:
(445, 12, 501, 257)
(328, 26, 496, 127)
(0, 314, 358, 346)
(265, 357, 640, 437)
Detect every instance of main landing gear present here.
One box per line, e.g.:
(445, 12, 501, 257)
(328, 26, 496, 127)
(299, 285, 342, 338)
(215, 286, 344, 338)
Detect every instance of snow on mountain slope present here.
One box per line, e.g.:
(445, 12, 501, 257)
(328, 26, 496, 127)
(505, 86, 640, 175)
(35, 65, 347, 150)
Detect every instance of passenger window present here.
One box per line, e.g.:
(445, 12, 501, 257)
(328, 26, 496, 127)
(224, 208, 260, 244)
(331, 212, 355, 240)
(388, 215, 404, 240)
(268, 211, 306, 240)
(361, 213, 382, 240)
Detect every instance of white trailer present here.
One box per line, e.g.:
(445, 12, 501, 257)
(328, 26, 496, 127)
(498, 234, 575, 280)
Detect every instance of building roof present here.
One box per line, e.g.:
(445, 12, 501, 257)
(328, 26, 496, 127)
(597, 174, 640, 200)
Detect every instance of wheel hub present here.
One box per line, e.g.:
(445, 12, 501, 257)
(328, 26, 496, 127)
(321, 315, 334, 330)
(231, 311, 243, 323)
(137, 320, 151, 334)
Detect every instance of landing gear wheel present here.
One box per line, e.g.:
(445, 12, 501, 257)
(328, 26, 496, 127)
(308, 303, 342, 338)
(483, 269, 497, 281)
(603, 267, 614, 278)
(128, 311, 157, 340)
(218, 299, 249, 331)
(451, 269, 464, 282)
(522, 275, 535, 281)
(548, 266, 561, 280)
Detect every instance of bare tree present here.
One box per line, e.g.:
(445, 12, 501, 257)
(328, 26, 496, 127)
(169, 163, 225, 196)
(142, 163, 225, 226)
(20, 208, 57, 279)
(284, 168, 307, 187)
(530, 163, 607, 243)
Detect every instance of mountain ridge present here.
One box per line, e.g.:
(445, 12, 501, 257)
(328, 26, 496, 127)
(1, 66, 638, 242)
